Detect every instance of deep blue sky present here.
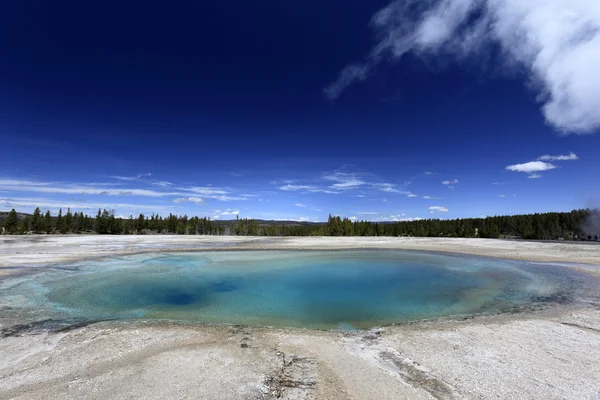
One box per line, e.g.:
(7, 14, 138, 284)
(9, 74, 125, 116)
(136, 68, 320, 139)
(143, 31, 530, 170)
(1, 0, 599, 221)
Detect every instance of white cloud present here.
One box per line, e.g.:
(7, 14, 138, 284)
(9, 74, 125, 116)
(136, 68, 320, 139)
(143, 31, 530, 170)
(307, 188, 340, 194)
(173, 197, 204, 205)
(323, 172, 366, 190)
(324, 65, 369, 100)
(0, 178, 249, 202)
(348, 216, 358, 222)
(498, 194, 506, 198)
(325, 0, 600, 134)
(442, 179, 459, 185)
(407, 193, 418, 198)
(183, 187, 228, 196)
(537, 152, 579, 161)
(424, 171, 438, 175)
(295, 203, 307, 208)
(373, 214, 423, 222)
(429, 206, 449, 213)
(0, 179, 182, 197)
(528, 173, 542, 179)
(180, 186, 248, 201)
(221, 210, 239, 216)
(279, 184, 317, 192)
(212, 209, 240, 219)
(373, 182, 401, 193)
(0, 179, 52, 187)
(110, 173, 152, 181)
(505, 161, 557, 173)
(152, 181, 174, 187)
(422, 195, 440, 200)
(0, 197, 172, 213)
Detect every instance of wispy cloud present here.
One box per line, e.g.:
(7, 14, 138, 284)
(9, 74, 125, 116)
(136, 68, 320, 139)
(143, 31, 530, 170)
(181, 186, 248, 201)
(537, 152, 579, 161)
(528, 173, 542, 179)
(173, 197, 204, 205)
(110, 173, 152, 181)
(152, 181, 174, 187)
(442, 179, 459, 185)
(0, 178, 251, 202)
(295, 203, 307, 208)
(0, 197, 172, 213)
(0, 179, 181, 197)
(498, 194, 506, 198)
(422, 195, 440, 200)
(324, 0, 600, 134)
(373, 182, 401, 193)
(278, 169, 409, 195)
(398, 217, 425, 222)
(429, 206, 449, 213)
(372, 214, 424, 222)
(323, 172, 366, 190)
(279, 184, 318, 192)
(212, 209, 240, 219)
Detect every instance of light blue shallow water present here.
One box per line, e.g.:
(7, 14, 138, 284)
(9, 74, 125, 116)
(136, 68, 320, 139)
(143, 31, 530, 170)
(1, 251, 571, 329)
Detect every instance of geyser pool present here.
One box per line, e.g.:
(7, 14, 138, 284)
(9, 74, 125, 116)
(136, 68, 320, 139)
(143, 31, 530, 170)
(1, 251, 571, 329)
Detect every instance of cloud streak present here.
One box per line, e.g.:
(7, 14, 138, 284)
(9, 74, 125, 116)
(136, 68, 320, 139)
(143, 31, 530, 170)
(325, 0, 600, 134)
(537, 152, 579, 161)
(0, 178, 250, 202)
(173, 197, 205, 205)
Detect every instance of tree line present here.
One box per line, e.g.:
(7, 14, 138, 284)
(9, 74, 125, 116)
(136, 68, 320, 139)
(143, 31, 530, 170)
(0, 207, 597, 240)
(1, 208, 224, 235)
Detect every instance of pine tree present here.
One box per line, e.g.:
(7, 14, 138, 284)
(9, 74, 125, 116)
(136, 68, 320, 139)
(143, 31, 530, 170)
(137, 213, 145, 234)
(43, 211, 52, 234)
(31, 207, 43, 233)
(4, 209, 19, 234)
(56, 209, 63, 232)
(95, 209, 103, 234)
(18, 216, 31, 234)
(60, 208, 72, 234)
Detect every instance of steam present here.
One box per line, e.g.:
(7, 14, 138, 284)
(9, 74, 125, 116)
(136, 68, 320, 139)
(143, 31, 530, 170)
(582, 208, 600, 235)
(325, 0, 600, 134)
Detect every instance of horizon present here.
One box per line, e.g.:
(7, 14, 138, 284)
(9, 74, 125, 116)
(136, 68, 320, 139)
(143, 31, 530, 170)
(1, 1, 599, 222)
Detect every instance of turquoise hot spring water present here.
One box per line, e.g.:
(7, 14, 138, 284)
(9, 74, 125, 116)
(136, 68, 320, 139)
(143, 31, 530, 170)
(0, 250, 580, 330)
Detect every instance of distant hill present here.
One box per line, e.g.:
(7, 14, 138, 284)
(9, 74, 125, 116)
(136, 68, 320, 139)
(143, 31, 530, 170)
(0, 211, 32, 224)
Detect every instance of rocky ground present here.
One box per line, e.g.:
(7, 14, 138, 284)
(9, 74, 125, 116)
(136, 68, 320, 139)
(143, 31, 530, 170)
(1, 236, 600, 399)
(1, 309, 600, 399)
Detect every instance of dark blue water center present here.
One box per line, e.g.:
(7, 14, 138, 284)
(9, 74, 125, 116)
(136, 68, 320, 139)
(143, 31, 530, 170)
(19, 251, 566, 329)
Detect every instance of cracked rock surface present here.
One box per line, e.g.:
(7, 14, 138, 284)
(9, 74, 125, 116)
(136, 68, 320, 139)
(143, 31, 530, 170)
(1, 308, 600, 400)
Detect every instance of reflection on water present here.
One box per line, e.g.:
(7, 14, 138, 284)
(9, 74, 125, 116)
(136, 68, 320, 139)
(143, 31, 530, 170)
(0, 250, 577, 330)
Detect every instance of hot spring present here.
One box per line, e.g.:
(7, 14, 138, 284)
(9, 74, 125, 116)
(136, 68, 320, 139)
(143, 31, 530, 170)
(1, 250, 575, 330)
